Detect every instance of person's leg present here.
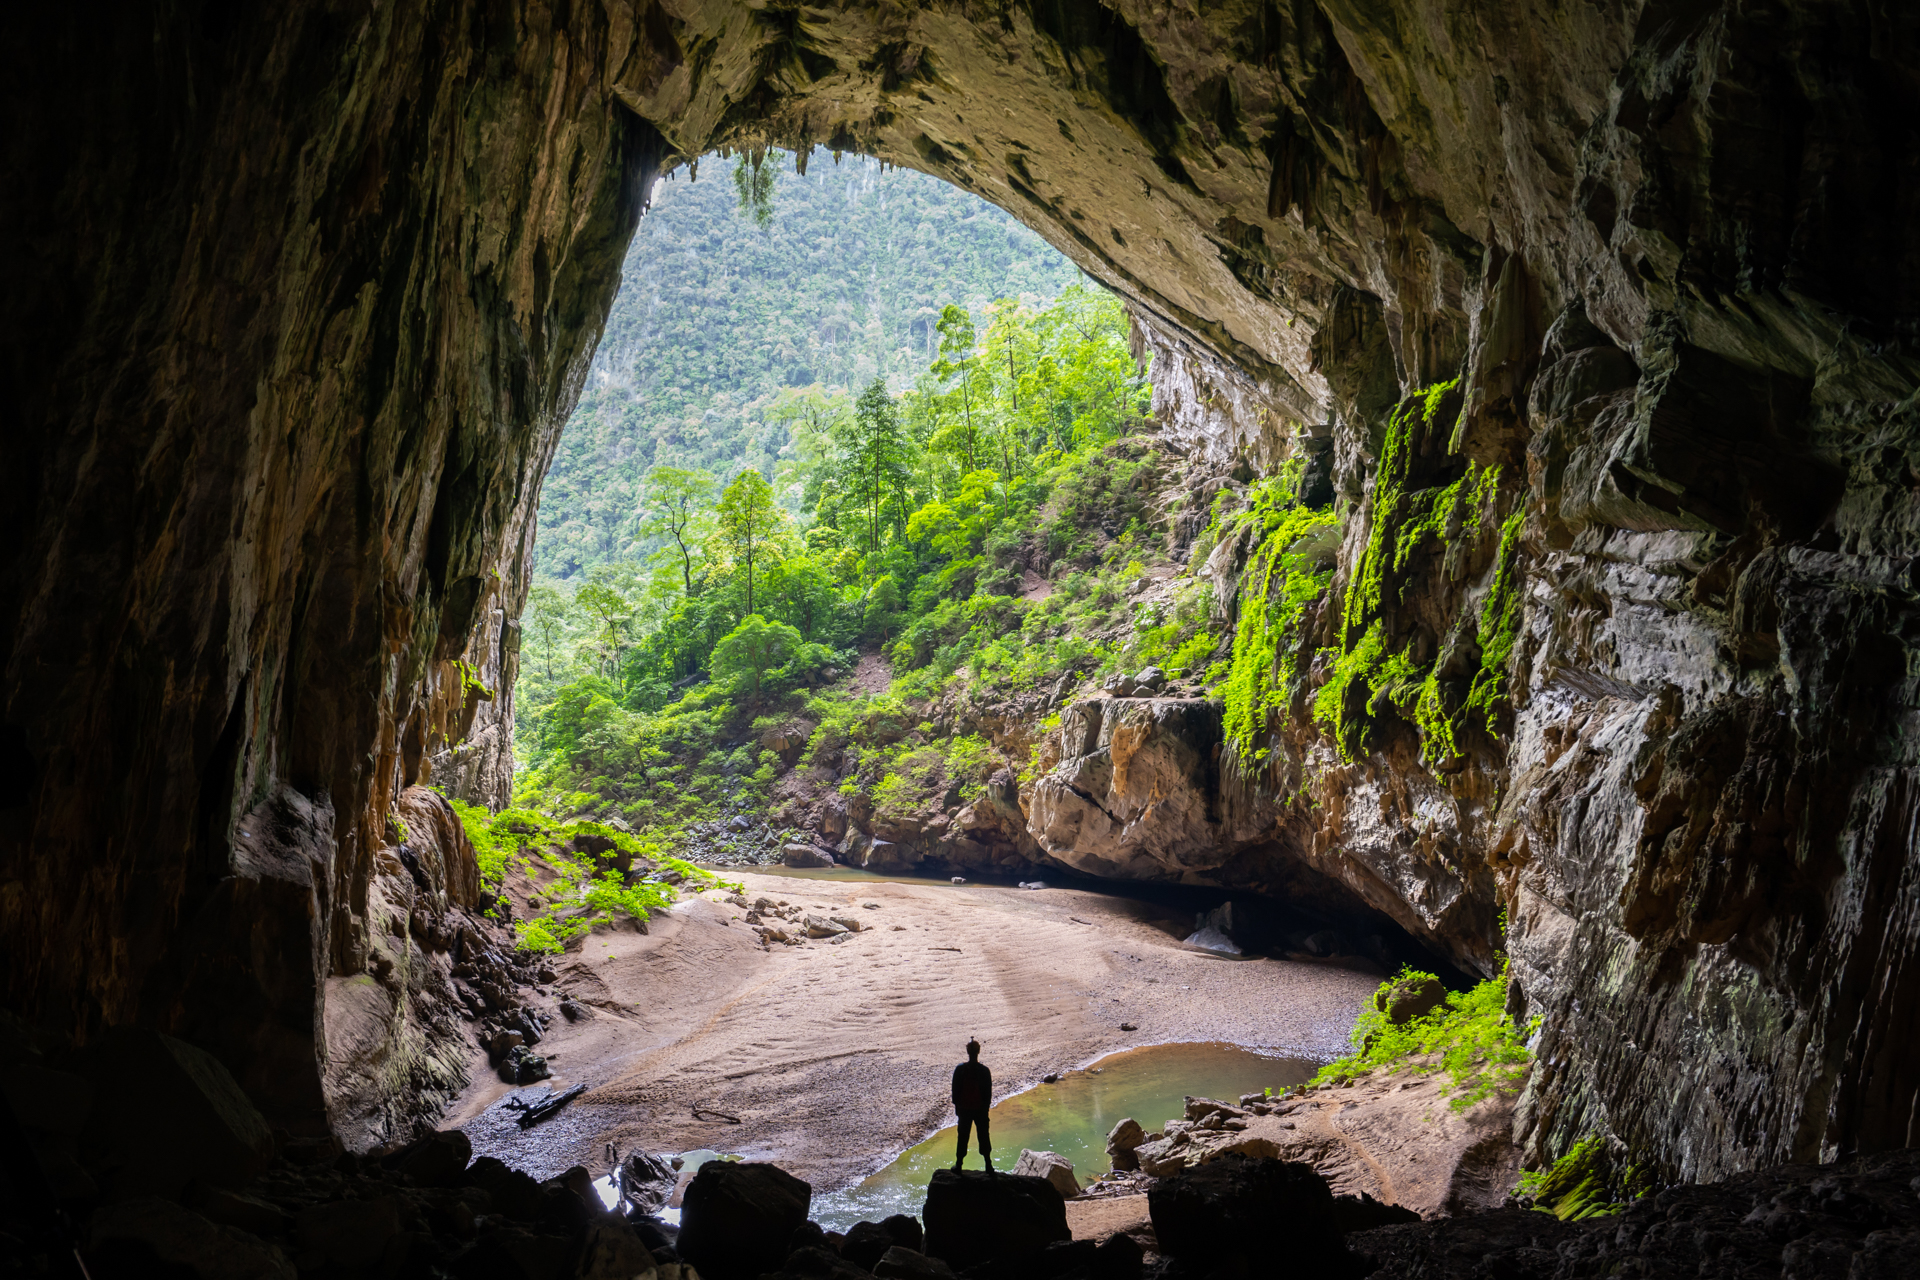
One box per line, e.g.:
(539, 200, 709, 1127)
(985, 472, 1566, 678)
(954, 1115, 974, 1169)
(978, 1114, 992, 1172)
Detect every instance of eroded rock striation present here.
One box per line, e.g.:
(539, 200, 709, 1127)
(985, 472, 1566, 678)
(7, 0, 1919, 1186)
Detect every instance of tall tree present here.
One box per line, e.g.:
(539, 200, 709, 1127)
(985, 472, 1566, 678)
(638, 466, 717, 595)
(524, 584, 571, 681)
(841, 380, 913, 556)
(715, 469, 784, 615)
(931, 305, 979, 474)
(574, 580, 633, 677)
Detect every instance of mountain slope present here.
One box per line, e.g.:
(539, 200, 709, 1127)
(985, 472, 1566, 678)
(535, 153, 1085, 579)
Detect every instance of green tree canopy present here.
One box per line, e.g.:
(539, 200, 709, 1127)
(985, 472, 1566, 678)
(639, 466, 717, 595)
(710, 614, 802, 695)
(837, 379, 914, 558)
(714, 469, 785, 614)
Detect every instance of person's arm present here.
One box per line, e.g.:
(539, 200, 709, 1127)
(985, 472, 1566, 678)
(951, 1064, 963, 1105)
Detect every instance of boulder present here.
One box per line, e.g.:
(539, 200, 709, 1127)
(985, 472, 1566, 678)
(619, 1150, 679, 1215)
(464, 1156, 546, 1221)
(1147, 1155, 1347, 1269)
(1106, 1118, 1145, 1154)
(1133, 667, 1167, 694)
(873, 1245, 955, 1280)
(922, 1168, 1070, 1271)
(841, 1220, 901, 1271)
(391, 1128, 473, 1187)
(774, 1245, 871, 1280)
(1089, 1232, 1144, 1280)
(1106, 1118, 1145, 1172)
(782, 844, 835, 868)
(1330, 1192, 1421, 1234)
(862, 839, 918, 871)
(828, 915, 866, 933)
(1041, 1239, 1098, 1275)
(1012, 1149, 1081, 1200)
(803, 914, 850, 938)
(676, 1161, 813, 1280)
(879, 1214, 924, 1254)
(296, 1193, 405, 1268)
(576, 1222, 662, 1280)
(192, 1185, 293, 1238)
(89, 1198, 295, 1280)
(787, 1220, 830, 1255)
(501, 1044, 549, 1084)
(70, 1027, 275, 1199)
(1375, 973, 1447, 1027)
(1131, 1137, 1187, 1177)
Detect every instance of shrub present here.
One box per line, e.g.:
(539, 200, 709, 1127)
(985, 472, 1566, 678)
(1310, 965, 1536, 1110)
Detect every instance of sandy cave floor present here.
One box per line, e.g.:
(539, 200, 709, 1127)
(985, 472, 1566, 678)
(446, 872, 1382, 1197)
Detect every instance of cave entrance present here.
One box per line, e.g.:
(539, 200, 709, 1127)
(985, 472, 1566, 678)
(429, 146, 1469, 1189)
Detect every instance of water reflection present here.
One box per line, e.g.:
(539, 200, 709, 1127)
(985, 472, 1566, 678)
(809, 1041, 1316, 1231)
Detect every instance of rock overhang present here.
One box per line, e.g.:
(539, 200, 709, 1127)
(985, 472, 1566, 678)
(4, 0, 1919, 1182)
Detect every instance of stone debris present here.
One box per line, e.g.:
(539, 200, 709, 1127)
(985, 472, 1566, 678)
(1011, 1149, 1081, 1200)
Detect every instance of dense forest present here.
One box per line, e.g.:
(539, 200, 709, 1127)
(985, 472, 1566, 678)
(535, 151, 1084, 580)
(459, 154, 1218, 950)
(515, 277, 1166, 817)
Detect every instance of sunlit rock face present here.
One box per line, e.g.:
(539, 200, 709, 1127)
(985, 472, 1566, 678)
(7, 0, 1919, 1174)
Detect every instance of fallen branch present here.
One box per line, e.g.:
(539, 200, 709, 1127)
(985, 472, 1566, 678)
(1069, 917, 1094, 926)
(692, 1103, 741, 1124)
(517, 1083, 586, 1129)
(928, 946, 962, 952)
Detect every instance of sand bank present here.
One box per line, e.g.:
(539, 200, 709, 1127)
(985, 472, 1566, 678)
(449, 872, 1380, 1194)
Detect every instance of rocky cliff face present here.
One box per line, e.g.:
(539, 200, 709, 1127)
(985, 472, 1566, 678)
(7, 0, 1918, 1180)
(2, 1, 662, 1134)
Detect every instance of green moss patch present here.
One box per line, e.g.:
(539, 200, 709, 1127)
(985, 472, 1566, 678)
(1309, 964, 1537, 1111)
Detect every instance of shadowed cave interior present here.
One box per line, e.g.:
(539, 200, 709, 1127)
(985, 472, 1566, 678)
(6, 1, 1920, 1277)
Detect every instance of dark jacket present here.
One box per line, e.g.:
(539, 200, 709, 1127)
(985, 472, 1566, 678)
(952, 1060, 992, 1113)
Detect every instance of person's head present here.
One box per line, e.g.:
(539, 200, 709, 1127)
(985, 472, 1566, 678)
(966, 1038, 981, 1061)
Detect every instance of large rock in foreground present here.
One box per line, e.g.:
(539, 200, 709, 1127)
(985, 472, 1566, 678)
(677, 1161, 812, 1280)
(922, 1169, 1070, 1272)
(72, 1027, 276, 1199)
(1148, 1155, 1349, 1271)
(1181, 1071, 1521, 1218)
(1349, 1148, 1920, 1280)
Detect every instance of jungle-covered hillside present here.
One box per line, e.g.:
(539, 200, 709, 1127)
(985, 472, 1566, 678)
(535, 151, 1084, 580)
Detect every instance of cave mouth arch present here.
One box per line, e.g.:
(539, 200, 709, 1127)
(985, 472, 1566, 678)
(9, 0, 1920, 1178)
(507, 140, 1468, 986)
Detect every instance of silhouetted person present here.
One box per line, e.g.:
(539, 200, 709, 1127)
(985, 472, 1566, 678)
(951, 1038, 993, 1171)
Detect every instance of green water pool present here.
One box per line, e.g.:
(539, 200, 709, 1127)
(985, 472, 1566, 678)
(808, 1041, 1317, 1232)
